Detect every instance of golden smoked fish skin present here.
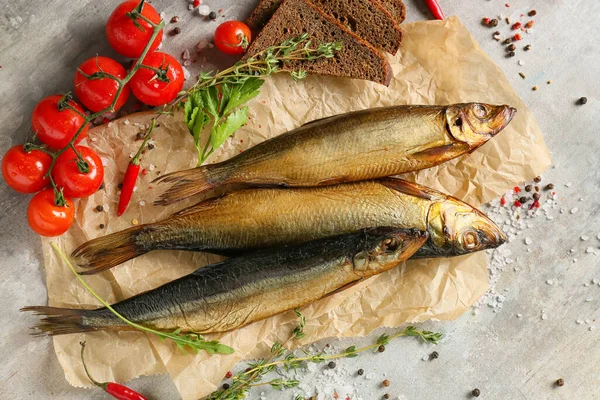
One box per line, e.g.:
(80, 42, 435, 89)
(25, 228, 427, 335)
(72, 179, 506, 274)
(154, 103, 516, 205)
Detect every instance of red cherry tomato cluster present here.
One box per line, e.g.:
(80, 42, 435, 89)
(3, 0, 253, 237)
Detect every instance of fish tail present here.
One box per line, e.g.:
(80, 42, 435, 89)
(153, 164, 234, 206)
(71, 225, 148, 274)
(20, 306, 96, 336)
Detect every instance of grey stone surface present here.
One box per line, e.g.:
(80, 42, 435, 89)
(0, 0, 598, 399)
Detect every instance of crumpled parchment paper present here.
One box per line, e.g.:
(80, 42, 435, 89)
(39, 16, 551, 400)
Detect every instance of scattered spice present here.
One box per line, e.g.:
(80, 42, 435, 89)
(147, 142, 155, 150)
(519, 72, 526, 79)
(524, 20, 535, 29)
(532, 85, 538, 91)
(118, 183, 123, 190)
(528, 9, 537, 17)
(508, 51, 516, 57)
(209, 11, 217, 20)
(490, 19, 499, 27)
(556, 378, 565, 387)
(383, 395, 390, 400)
(472, 388, 481, 397)
(547, 80, 552, 85)
(382, 379, 391, 387)
(99, 224, 105, 229)
(170, 16, 179, 23)
(513, 200, 522, 208)
(328, 361, 336, 369)
(136, 131, 145, 140)
(193, 0, 200, 7)
(578, 97, 588, 105)
(482, 17, 491, 25)
(507, 44, 516, 51)
(533, 192, 541, 201)
(506, 17, 511, 25)
(131, 219, 139, 226)
(545, 183, 554, 190)
(503, 38, 512, 45)
(524, 44, 532, 51)
(95, 205, 104, 212)
(513, 186, 521, 193)
(430, 351, 439, 360)
(378, 345, 386, 352)
(519, 196, 528, 204)
(99, 182, 105, 190)
(513, 33, 522, 41)
(512, 22, 522, 30)
(222, 383, 230, 390)
(533, 176, 542, 183)
(525, 184, 532, 192)
(170, 27, 181, 36)
(500, 197, 507, 206)
(357, 369, 364, 376)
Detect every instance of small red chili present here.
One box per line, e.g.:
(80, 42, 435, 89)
(512, 22, 522, 30)
(513, 200, 522, 207)
(424, 0, 445, 20)
(513, 33, 522, 41)
(118, 119, 156, 216)
(80, 342, 147, 400)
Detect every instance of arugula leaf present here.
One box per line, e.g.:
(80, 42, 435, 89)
(210, 107, 249, 150)
(221, 78, 264, 116)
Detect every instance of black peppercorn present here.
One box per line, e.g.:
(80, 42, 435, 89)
(430, 351, 439, 360)
(533, 192, 541, 201)
(545, 183, 554, 190)
(472, 388, 481, 397)
(507, 44, 516, 51)
(533, 176, 542, 183)
(357, 368, 364, 375)
(378, 345, 385, 353)
(519, 196, 528, 204)
(524, 184, 532, 192)
(99, 182, 105, 190)
(209, 11, 217, 20)
(578, 97, 588, 105)
(534, 185, 540, 192)
(508, 51, 516, 57)
(118, 183, 123, 190)
(170, 27, 181, 36)
(328, 361, 336, 369)
(528, 10, 537, 16)
(503, 38, 512, 45)
(382, 379, 390, 387)
(490, 19, 499, 27)
(556, 378, 564, 387)
(222, 383, 230, 390)
(136, 131, 145, 140)
(383, 394, 390, 399)
(147, 142, 155, 150)
(524, 44, 532, 51)
(96, 205, 104, 212)
(170, 16, 179, 23)
(99, 224, 105, 229)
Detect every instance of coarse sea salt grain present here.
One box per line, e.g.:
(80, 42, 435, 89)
(576, 320, 583, 324)
(524, 237, 532, 245)
(571, 207, 579, 214)
(581, 235, 589, 241)
(546, 279, 553, 285)
(590, 326, 596, 331)
(541, 314, 548, 320)
(592, 278, 599, 284)
(565, 182, 572, 187)
(586, 247, 596, 254)
(123, 119, 130, 125)
(516, 313, 522, 318)
(585, 298, 593, 302)
(198, 5, 210, 15)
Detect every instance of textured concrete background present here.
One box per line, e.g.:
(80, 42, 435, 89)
(0, 0, 598, 399)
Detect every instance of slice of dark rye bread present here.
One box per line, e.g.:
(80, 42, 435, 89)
(378, 0, 406, 24)
(243, 0, 392, 86)
(246, 0, 403, 54)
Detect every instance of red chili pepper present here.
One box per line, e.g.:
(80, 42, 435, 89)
(80, 342, 148, 400)
(118, 162, 141, 216)
(424, 0, 445, 20)
(117, 119, 157, 216)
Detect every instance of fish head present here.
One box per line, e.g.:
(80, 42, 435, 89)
(352, 228, 429, 274)
(445, 103, 517, 149)
(423, 199, 507, 257)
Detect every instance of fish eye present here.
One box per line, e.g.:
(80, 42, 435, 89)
(474, 104, 487, 117)
(455, 117, 463, 126)
(462, 231, 479, 249)
(381, 237, 402, 252)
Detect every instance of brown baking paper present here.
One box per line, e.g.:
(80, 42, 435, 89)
(40, 16, 551, 400)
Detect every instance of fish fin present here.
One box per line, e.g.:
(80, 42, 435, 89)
(379, 178, 438, 200)
(71, 225, 148, 274)
(171, 197, 221, 217)
(321, 279, 363, 298)
(411, 143, 457, 159)
(153, 163, 235, 206)
(317, 176, 350, 186)
(20, 306, 94, 336)
(299, 114, 340, 128)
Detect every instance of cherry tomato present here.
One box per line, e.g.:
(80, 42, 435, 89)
(106, 0, 163, 58)
(2, 145, 52, 193)
(52, 146, 104, 198)
(27, 189, 75, 237)
(129, 51, 184, 106)
(74, 57, 130, 113)
(214, 21, 252, 55)
(31, 95, 88, 150)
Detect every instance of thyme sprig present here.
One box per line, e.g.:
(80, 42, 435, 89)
(50, 242, 234, 355)
(169, 33, 343, 165)
(205, 309, 442, 400)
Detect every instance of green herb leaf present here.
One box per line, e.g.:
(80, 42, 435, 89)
(210, 106, 248, 150)
(201, 86, 220, 119)
(221, 78, 264, 116)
